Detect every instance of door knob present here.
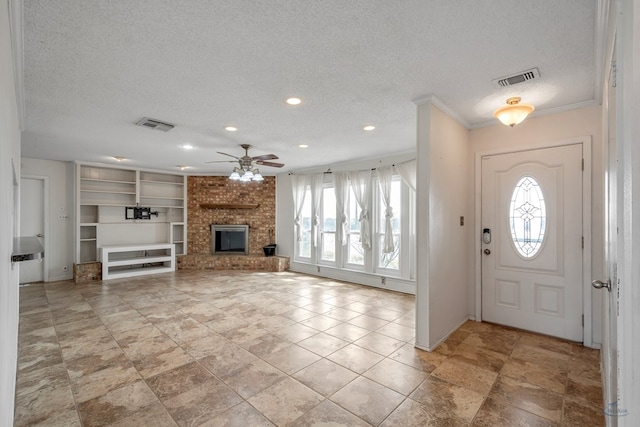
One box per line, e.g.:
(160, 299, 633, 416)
(591, 279, 611, 292)
(483, 249, 491, 255)
(36, 233, 43, 238)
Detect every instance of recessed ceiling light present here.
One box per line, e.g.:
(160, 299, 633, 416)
(180, 144, 194, 150)
(113, 156, 125, 161)
(224, 126, 238, 132)
(177, 165, 189, 170)
(286, 97, 302, 105)
(298, 144, 309, 148)
(363, 125, 376, 131)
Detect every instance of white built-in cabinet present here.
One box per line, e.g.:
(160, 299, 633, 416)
(76, 163, 187, 278)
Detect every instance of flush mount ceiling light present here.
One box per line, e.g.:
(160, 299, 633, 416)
(298, 144, 309, 148)
(113, 156, 125, 161)
(179, 144, 194, 150)
(224, 126, 238, 132)
(176, 165, 189, 170)
(363, 125, 375, 131)
(494, 97, 535, 127)
(286, 97, 302, 105)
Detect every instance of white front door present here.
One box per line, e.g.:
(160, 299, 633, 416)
(19, 177, 45, 284)
(481, 144, 583, 341)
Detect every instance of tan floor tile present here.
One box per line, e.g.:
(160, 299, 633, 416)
(452, 340, 509, 372)
(563, 396, 606, 426)
(289, 399, 371, 426)
(363, 358, 428, 395)
(300, 314, 343, 332)
(248, 377, 324, 425)
(389, 343, 447, 373)
(199, 401, 274, 427)
(220, 359, 288, 399)
(146, 361, 216, 400)
(240, 333, 293, 358)
(197, 341, 259, 377)
(381, 397, 465, 427)
(325, 322, 371, 342)
(355, 332, 408, 356)
(432, 358, 498, 395)
(511, 343, 570, 372)
(347, 314, 390, 330)
(272, 323, 319, 343)
(330, 376, 405, 425)
(409, 376, 485, 423)
(262, 343, 322, 374)
(324, 307, 362, 321)
(501, 358, 567, 394)
(14, 382, 79, 427)
(518, 332, 572, 355)
(77, 380, 159, 426)
(293, 358, 359, 396)
(106, 403, 177, 427)
(327, 343, 384, 373)
(298, 332, 350, 357)
(566, 376, 603, 406)
(490, 376, 564, 423)
(459, 329, 520, 355)
(375, 322, 415, 341)
(471, 396, 556, 427)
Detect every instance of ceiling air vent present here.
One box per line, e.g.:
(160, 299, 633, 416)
(135, 117, 175, 132)
(493, 68, 540, 87)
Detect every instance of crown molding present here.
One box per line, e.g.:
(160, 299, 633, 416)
(411, 94, 471, 129)
(8, 0, 24, 130)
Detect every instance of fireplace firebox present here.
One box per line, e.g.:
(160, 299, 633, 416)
(211, 224, 249, 255)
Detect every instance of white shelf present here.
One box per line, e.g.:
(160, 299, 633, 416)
(100, 243, 175, 280)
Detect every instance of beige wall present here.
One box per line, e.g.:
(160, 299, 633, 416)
(415, 100, 473, 350)
(470, 105, 604, 345)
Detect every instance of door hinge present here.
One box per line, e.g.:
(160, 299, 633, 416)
(582, 159, 584, 171)
(582, 236, 584, 249)
(582, 314, 584, 326)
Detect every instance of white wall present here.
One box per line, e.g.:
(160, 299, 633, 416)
(0, 0, 22, 423)
(21, 158, 75, 281)
(470, 105, 604, 345)
(415, 100, 472, 350)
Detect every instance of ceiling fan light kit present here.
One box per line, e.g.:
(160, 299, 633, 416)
(208, 144, 283, 182)
(494, 97, 535, 127)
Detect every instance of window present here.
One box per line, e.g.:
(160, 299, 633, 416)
(377, 178, 401, 270)
(321, 187, 336, 261)
(509, 176, 546, 258)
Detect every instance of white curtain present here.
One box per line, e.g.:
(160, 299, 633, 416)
(348, 170, 372, 249)
(377, 165, 395, 253)
(395, 159, 417, 192)
(310, 173, 324, 247)
(291, 174, 308, 243)
(332, 171, 349, 246)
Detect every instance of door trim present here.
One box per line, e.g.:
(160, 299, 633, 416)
(474, 136, 593, 346)
(21, 175, 50, 283)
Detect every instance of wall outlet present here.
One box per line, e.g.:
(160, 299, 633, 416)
(381, 276, 386, 285)
(58, 214, 70, 221)
(63, 265, 68, 272)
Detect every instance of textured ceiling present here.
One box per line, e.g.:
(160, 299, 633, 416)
(21, 0, 598, 174)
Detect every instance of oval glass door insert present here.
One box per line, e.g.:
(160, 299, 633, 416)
(509, 176, 546, 257)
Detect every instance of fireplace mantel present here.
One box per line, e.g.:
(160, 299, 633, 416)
(199, 203, 260, 209)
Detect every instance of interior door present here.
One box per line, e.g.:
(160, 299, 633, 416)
(19, 177, 45, 284)
(481, 144, 583, 341)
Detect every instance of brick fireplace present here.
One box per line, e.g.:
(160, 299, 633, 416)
(176, 175, 289, 271)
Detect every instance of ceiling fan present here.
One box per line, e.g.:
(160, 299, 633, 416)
(206, 144, 284, 181)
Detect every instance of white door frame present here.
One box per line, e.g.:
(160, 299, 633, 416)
(474, 136, 593, 347)
(20, 175, 50, 283)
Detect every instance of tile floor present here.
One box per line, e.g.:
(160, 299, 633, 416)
(15, 270, 604, 426)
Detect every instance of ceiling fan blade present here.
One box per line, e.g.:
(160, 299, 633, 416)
(216, 151, 240, 160)
(256, 160, 285, 168)
(252, 154, 278, 161)
(204, 160, 237, 164)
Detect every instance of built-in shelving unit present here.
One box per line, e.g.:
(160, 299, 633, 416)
(75, 164, 187, 274)
(100, 243, 175, 280)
